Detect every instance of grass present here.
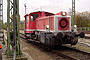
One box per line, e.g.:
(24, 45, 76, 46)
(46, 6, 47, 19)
(75, 44, 90, 52)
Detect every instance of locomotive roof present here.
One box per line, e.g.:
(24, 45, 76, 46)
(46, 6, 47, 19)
(29, 11, 55, 15)
(24, 11, 55, 17)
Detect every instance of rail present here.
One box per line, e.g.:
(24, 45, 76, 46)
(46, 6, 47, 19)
(20, 33, 90, 60)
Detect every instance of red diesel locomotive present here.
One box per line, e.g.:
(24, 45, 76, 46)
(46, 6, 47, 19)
(24, 11, 84, 48)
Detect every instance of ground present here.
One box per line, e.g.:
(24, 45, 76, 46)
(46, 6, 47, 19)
(20, 39, 55, 60)
(2, 31, 90, 60)
(73, 34, 90, 52)
(20, 34, 90, 60)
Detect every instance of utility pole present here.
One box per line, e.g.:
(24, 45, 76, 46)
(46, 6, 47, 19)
(72, 0, 75, 25)
(24, 3, 27, 14)
(24, 3, 27, 35)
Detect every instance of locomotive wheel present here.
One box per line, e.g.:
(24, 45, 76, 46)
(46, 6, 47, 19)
(56, 32, 64, 40)
(71, 37, 78, 45)
(44, 37, 52, 51)
(0, 54, 2, 60)
(51, 37, 55, 48)
(51, 36, 60, 49)
(56, 32, 64, 44)
(80, 32, 85, 38)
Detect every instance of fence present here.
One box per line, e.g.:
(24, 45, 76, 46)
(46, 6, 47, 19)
(78, 27, 90, 31)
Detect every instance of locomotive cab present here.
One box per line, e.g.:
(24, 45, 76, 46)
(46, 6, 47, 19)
(25, 11, 54, 39)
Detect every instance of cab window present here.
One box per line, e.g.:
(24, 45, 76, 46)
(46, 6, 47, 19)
(31, 16, 33, 21)
(26, 16, 29, 23)
(31, 14, 39, 21)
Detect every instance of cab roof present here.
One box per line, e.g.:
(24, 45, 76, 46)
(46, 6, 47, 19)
(29, 11, 55, 15)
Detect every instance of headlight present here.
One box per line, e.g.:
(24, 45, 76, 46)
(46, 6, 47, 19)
(74, 25, 77, 28)
(62, 12, 66, 16)
(46, 25, 49, 29)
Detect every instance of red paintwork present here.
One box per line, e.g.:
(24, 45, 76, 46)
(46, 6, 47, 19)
(36, 16, 54, 31)
(25, 11, 54, 33)
(58, 17, 70, 31)
(56, 11, 67, 16)
(24, 14, 29, 33)
(24, 11, 70, 33)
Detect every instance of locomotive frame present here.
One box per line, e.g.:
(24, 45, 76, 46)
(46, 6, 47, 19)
(24, 11, 84, 48)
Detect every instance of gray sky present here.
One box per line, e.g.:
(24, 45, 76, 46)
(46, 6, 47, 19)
(3, 0, 90, 23)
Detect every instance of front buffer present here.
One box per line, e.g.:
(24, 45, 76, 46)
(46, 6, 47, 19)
(56, 32, 85, 45)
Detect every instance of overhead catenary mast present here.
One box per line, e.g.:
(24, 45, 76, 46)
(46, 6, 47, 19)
(7, 0, 21, 59)
(0, 0, 4, 44)
(72, 0, 75, 25)
(0, 0, 3, 33)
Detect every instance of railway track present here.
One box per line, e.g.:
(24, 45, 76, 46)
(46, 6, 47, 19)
(20, 33, 90, 60)
(52, 47, 90, 60)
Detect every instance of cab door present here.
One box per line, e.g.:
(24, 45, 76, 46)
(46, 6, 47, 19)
(29, 14, 39, 31)
(25, 15, 30, 33)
